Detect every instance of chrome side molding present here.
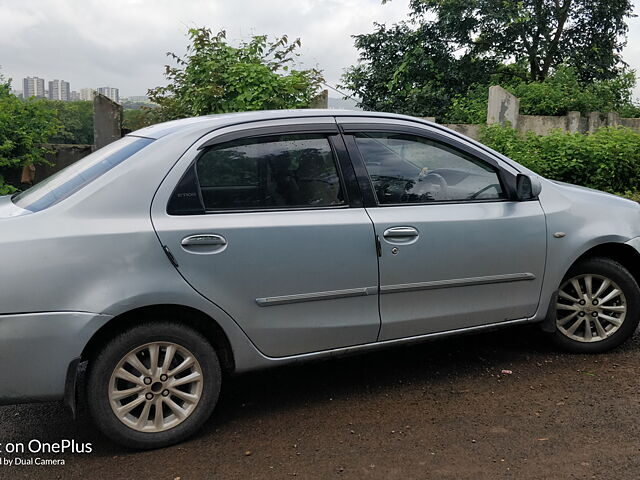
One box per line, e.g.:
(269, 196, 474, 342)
(380, 273, 536, 294)
(256, 273, 535, 307)
(256, 286, 379, 307)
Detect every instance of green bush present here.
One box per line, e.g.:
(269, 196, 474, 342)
(0, 77, 61, 194)
(123, 108, 155, 131)
(148, 28, 324, 121)
(40, 100, 93, 145)
(480, 124, 640, 195)
(445, 66, 640, 124)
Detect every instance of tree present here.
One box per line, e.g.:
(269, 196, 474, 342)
(0, 72, 60, 194)
(398, 0, 633, 82)
(123, 108, 155, 131)
(148, 28, 324, 120)
(341, 22, 497, 119)
(41, 100, 94, 145)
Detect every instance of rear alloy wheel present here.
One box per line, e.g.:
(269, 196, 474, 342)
(553, 257, 640, 353)
(108, 342, 204, 433)
(88, 322, 221, 449)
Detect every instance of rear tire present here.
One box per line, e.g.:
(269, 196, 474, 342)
(552, 257, 640, 353)
(87, 322, 221, 449)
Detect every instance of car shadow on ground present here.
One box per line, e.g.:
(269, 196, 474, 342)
(0, 324, 568, 455)
(202, 325, 556, 434)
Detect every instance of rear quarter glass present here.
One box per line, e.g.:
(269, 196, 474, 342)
(12, 136, 154, 212)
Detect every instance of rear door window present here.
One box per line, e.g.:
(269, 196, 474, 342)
(172, 134, 346, 213)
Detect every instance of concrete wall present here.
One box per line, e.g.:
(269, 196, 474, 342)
(417, 117, 482, 140)
(93, 93, 123, 149)
(309, 89, 329, 109)
(1, 94, 124, 186)
(487, 86, 520, 129)
(620, 117, 640, 130)
(25, 97, 123, 183)
(518, 115, 569, 136)
(443, 124, 482, 140)
(482, 87, 639, 136)
(39, 144, 93, 180)
(0, 144, 93, 187)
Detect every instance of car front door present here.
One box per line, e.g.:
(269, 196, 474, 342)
(152, 120, 380, 357)
(339, 118, 547, 341)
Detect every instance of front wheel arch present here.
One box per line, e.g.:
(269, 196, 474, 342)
(569, 243, 640, 285)
(541, 242, 640, 333)
(548, 255, 640, 352)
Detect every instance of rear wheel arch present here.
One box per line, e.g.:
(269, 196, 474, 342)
(80, 304, 235, 376)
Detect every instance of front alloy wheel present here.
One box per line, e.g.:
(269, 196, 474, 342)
(553, 257, 640, 353)
(88, 322, 221, 449)
(556, 274, 626, 342)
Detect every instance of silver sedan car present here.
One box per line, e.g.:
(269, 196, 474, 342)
(2, 110, 639, 449)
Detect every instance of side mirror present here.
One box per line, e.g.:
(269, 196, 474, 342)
(516, 174, 542, 201)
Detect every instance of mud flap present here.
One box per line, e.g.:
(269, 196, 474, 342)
(64, 358, 82, 419)
(540, 291, 559, 333)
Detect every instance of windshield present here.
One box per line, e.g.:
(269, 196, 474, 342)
(13, 136, 154, 212)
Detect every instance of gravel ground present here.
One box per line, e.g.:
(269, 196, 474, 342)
(1, 324, 639, 480)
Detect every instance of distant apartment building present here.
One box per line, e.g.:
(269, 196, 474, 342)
(125, 95, 150, 103)
(48, 79, 71, 101)
(70, 90, 80, 101)
(79, 88, 95, 101)
(97, 86, 119, 103)
(22, 77, 45, 98)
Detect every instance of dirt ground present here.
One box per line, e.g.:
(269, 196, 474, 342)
(1, 324, 640, 480)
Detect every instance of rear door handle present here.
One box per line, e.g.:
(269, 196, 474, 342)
(181, 234, 227, 247)
(383, 226, 419, 239)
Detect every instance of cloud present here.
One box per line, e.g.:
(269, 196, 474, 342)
(0, 0, 410, 96)
(1, 0, 639, 100)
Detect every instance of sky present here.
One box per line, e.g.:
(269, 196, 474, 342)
(1, 0, 640, 99)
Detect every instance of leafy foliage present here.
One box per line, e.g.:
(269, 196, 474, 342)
(480, 124, 640, 194)
(401, 0, 633, 83)
(148, 28, 324, 121)
(40, 100, 94, 145)
(123, 108, 155, 132)
(445, 66, 640, 123)
(347, 1, 635, 119)
(341, 22, 496, 119)
(0, 73, 61, 194)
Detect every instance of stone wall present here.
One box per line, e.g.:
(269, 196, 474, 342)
(93, 93, 123, 149)
(483, 86, 638, 136)
(1, 144, 93, 187)
(39, 144, 93, 181)
(309, 89, 329, 109)
(417, 86, 640, 141)
(2, 94, 123, 186)
(442, 124, 482, 140)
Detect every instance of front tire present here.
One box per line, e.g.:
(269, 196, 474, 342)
(552, 257, 640, 353)
(87, 322, 221, 449)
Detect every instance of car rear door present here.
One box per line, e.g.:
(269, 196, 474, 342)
(338, 117, 547, 341)
(151, 119, 380, 357)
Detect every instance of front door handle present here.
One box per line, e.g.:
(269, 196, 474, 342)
(383, 226, 419, 239)
(181, 234, 227, 253)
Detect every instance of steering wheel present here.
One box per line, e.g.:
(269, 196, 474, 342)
(412, 172, 448, 201)
(467, 183, 501, 200)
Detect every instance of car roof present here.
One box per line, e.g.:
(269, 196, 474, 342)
(129, 109, 436, 140)
(127, 109, 528, 175)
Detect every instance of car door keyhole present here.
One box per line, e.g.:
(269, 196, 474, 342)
(391, 247, 399, 255)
